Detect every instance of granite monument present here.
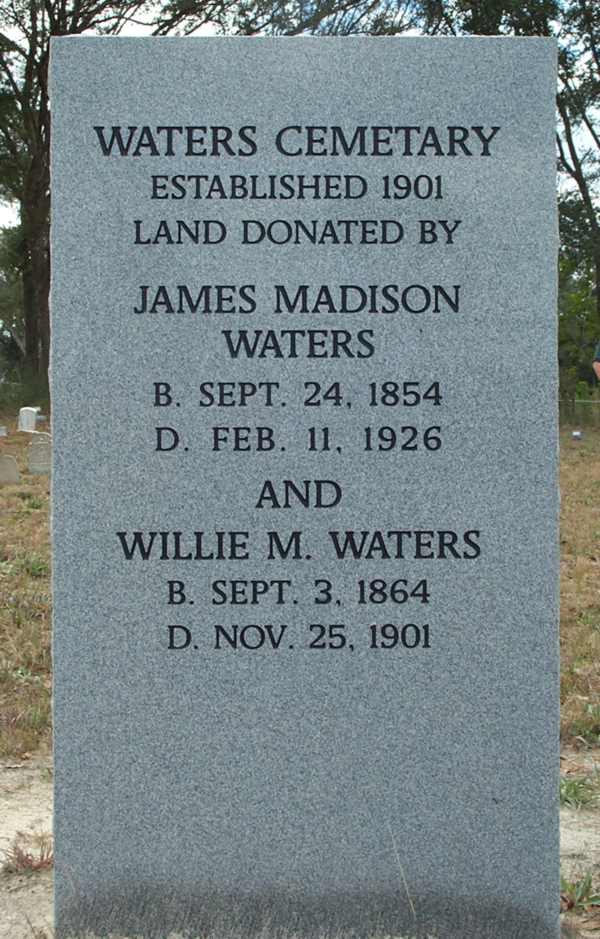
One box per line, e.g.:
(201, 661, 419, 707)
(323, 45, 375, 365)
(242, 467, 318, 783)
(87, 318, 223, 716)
(50, 36, 559, 939)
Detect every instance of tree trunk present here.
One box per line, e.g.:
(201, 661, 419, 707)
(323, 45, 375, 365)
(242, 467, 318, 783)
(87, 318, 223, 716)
(30, 221, 50, 375)
(21, 240, 40, 376)
(596, 248, 600, 328)
(20, 151, 50, 385)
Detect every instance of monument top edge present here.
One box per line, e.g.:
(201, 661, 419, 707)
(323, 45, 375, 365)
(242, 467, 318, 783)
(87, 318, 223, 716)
(49, 34, 558, 45)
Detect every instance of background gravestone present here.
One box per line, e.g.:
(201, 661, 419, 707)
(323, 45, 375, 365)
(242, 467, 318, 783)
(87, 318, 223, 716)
(50, 37, 559, 939)
(18, 406, 39, 433)
(28, 434, 52, 475)
(0, 454, 20, 484)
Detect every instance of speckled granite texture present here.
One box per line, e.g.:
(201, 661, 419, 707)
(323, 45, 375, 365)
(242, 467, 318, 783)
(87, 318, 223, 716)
(50, 36, 559, 939)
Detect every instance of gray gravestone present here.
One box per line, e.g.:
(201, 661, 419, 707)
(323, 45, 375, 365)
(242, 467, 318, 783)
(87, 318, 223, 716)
(50, 37, 559, 939)
(0, 454, 19, 484)
(28, 433, 52, 475)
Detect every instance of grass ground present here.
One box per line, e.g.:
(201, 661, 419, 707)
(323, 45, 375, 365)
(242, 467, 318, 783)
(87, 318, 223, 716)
(0, 414, 51, 759)
(560, 426, 600, 745)
(1, 415, 600, 937)
(2, 417, 600, 757)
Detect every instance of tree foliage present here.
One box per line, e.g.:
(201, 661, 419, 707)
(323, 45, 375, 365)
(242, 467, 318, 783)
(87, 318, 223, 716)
(559, 193, 598, 393)
(412, 0, 600, 394)
(0, 224, 24, 375)
(0, 0, 598, 396)
(0, 1, 254, 385)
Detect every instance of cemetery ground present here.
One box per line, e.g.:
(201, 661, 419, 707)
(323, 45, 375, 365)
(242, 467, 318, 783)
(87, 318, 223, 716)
(0, 417, 600, 938)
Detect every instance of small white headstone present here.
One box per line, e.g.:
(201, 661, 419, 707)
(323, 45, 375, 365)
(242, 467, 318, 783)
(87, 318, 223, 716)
(0, 454, 20, 484)
(18, 407, 39, 433)
(28, 434, 52, 475)
(0, 426, 7, 437)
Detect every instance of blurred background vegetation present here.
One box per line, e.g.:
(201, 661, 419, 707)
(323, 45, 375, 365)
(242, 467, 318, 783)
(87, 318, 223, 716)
(0, 0, 598, 406)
